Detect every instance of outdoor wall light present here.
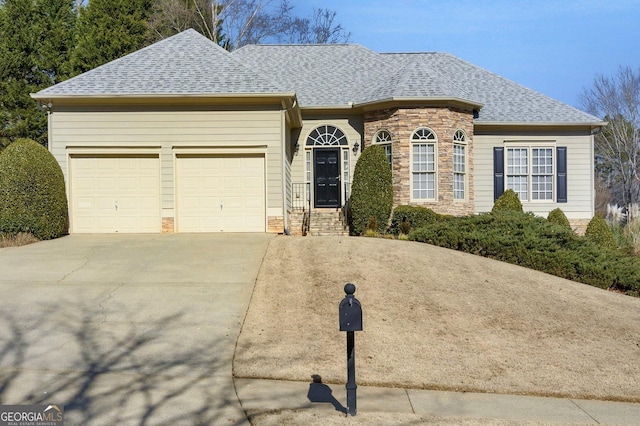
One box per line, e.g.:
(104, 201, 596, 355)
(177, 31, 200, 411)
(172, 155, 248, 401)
(352, 141, 360, 154)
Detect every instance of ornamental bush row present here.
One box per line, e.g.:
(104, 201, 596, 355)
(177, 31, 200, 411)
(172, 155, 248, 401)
(408, 211, 640, 296)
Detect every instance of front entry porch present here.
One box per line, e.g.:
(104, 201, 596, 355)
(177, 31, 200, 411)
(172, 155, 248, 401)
(290, 182, 348, 236)
(289, 208, 348, 236)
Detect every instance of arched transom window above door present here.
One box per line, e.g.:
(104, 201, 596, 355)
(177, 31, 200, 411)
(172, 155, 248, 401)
(306, 125, 348, 146)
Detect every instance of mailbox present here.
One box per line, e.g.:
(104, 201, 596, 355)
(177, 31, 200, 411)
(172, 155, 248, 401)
(339, 283, 362, 331)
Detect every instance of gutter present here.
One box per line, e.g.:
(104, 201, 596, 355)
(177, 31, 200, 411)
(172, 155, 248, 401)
(30, 92, 297, 100)
(355, 96, 484, 110)
(475, 121, 607, 127)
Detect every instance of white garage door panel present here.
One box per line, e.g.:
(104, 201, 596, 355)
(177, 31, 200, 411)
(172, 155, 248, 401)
(71, 156, 161, 233)
(176, 155, 265, 232)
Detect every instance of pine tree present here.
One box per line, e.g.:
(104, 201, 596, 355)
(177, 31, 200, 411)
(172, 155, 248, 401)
(70, 0, 153, 75)
(0, 0, 75, 148)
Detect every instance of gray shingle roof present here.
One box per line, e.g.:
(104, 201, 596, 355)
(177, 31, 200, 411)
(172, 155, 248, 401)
(233, 45, 600, 124)
(36, 29, 601, 124)
(387, 53, 601, 124)
(35, 29, 286, 96)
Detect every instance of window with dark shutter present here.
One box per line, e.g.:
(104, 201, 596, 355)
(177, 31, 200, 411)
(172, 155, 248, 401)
(493, 147, 504, 201)
(557, 147, 567, 203)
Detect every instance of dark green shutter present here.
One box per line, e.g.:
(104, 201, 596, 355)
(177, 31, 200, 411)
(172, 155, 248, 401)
(557, 147, 567, 203)
(493, 147, 504, 201)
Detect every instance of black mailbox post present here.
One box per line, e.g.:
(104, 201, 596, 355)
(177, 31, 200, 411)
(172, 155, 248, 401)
(339, 283, 362, 416)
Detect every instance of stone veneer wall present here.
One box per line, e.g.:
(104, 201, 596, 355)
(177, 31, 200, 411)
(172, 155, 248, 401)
(569, 218, 590, 236)
(364, 107, 475, 216)
(162, 216, 283, 233)
(162, 217, 174, 233)
(268, 216, 284, 234)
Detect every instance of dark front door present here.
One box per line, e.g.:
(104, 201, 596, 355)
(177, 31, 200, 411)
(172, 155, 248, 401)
(314, 148, 341, 208)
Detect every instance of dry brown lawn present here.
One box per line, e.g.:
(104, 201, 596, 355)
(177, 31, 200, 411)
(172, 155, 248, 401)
(235, 236, 640, 403)
(0, 232, 39, 248)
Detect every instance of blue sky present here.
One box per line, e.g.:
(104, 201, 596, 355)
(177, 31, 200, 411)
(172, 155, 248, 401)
(293, 0, 640, 109)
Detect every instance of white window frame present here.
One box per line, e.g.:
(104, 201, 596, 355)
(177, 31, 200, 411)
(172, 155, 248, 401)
(373, 129, 393, 169)
(342, 148, 350, 200)
(505, 143, 556, 202)
(305, 150, 312, 204)
(453, 130, 467, 201)
(410, 128, 438, 201)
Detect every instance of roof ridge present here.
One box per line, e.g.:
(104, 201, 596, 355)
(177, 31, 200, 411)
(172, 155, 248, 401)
(37, 29, 230, 96)
(45, 30, 219, 92)
(360, 55, 419, 101)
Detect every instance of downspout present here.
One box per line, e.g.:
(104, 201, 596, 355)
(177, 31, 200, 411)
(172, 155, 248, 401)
(281, 109, 289, 234)
(47, 109, 52, 152)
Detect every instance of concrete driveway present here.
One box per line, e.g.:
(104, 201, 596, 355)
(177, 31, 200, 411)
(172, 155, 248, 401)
(0, 233, 273, 425)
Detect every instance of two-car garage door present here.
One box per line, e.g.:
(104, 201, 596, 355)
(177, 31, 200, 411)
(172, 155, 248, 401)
(69, 153, 265, 233)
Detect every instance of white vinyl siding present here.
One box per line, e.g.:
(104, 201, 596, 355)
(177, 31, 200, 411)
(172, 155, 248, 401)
(473, 131, 595, 221)
(49, 108, 283, 228)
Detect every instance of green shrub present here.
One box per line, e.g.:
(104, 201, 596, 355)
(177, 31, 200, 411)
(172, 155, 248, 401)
(547, 208, 571, 230)
(408, 210, 640, 296)
(348, 145, 393, 235)
(585, 214, 616, 250)
(388, 205, 442, 235)
(0, 138, 68, 240)
(492, 189, 523, 213)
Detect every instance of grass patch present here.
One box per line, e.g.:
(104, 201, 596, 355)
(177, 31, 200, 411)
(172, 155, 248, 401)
(0, 232, 40, 248)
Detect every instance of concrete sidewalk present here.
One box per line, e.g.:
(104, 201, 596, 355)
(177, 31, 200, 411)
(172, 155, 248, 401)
(235, 378, 640, 424)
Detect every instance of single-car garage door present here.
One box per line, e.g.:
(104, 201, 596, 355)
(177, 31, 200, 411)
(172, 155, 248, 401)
(176, 154, 265, 232)
(70, 155, 161, 233)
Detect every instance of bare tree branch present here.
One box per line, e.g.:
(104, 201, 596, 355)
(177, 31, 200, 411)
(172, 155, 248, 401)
(147, 0, 350, 50)
(580, 66, 640, 205)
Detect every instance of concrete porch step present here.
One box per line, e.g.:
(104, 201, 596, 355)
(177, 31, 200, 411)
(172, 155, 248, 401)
(291, 209, 347, 236)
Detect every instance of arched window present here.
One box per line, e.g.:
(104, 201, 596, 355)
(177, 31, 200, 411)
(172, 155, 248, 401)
(411, 128, 437, 200)
(453, 130, 467, 200)
(306, 125, 348, 146)
(373, 129, 393, 168)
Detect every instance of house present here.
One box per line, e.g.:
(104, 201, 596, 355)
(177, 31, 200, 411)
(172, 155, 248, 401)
(32, 29, 604, 235)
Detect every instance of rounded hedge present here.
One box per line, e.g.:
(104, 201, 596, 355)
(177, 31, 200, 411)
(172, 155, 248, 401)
(547, 208, 571, 230)
(492, 189, 523, 213)
(585, 213, 616, 251)
(348, 144, 393, 235)
(389, 205, 441, 235)
(0, 138, 68, 240)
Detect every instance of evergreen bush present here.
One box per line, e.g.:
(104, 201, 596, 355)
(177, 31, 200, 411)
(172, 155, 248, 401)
(585, 213, 617, 251)
(388, 205, 441, 235)
(492, 189, 523, 213)
(348, 145, 393, 235)
(0, 138, 68, 240)
(547, 208, 572, 230)
(408, 211, 640, 296)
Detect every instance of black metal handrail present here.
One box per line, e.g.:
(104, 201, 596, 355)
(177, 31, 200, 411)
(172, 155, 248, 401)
(292, 182, 309, 211)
